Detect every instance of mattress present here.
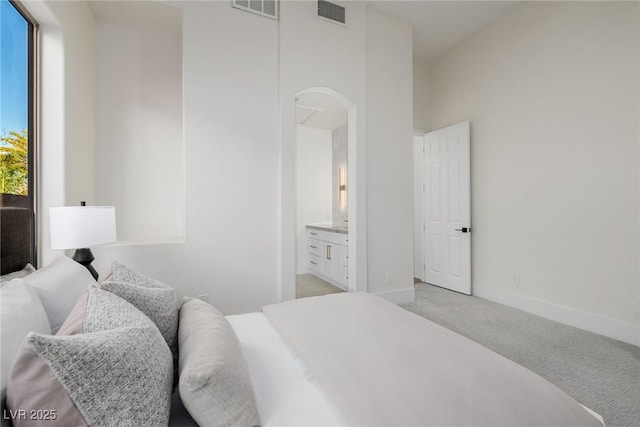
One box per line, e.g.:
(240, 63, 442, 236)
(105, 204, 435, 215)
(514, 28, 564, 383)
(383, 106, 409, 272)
(227, 311, 605, 427)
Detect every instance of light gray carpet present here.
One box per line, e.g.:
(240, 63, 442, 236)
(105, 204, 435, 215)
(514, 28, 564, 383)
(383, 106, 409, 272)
(401, 283, 640, 427)
(296, 274, 344, 299)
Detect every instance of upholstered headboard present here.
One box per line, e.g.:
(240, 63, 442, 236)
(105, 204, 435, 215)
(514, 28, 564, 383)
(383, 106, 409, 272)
(0, 205, 32, 275)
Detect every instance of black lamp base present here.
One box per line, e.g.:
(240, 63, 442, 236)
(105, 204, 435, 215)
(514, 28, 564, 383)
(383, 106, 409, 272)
(72, 248, 99, 281)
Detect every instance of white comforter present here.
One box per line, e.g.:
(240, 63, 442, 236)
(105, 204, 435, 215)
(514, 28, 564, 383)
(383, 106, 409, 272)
(255, 292, 603, 427)
(227, 312, 342, 426)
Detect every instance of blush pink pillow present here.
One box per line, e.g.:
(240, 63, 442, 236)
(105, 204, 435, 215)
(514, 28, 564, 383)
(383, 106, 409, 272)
(6, 290, 89, 426)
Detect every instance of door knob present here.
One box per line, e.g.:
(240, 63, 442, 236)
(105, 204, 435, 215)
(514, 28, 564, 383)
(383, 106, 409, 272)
(455, 227, 470, 233)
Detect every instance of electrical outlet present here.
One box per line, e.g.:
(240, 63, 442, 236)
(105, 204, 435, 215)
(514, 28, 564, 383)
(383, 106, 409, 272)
(385, 272, 392, 284)
(512, 275, 520, 287)
(197, 294, 209, 303)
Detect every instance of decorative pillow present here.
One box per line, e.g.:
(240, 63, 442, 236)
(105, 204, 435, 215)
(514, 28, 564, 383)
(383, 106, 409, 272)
(6, 286, 173, 427)
(58, 286, 159, 335)
(23, 256, 95, 333)
(178, 298, 260, 427)
(0, 263, 36, 284)
(109, 260, 165, 288)
(56, 289, 89, 336)
(102, 261, 179, 363)
(0, 279, 50, 399)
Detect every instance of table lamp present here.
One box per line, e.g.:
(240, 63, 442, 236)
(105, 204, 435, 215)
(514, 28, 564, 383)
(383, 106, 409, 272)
(49, 202, 116, 280)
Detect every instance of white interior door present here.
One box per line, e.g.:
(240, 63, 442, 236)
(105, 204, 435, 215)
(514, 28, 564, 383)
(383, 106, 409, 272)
(423, 122, 471, 294)
(413, 133, 425, 281)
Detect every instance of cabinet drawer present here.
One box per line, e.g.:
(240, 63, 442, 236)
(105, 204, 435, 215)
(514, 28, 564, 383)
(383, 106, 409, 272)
(323, 232, 347, 246)
(307, 229, 323, 240)
(308, 238, 321, 256)
(306, 228, 348, 246)
(308, 254, 321, 271)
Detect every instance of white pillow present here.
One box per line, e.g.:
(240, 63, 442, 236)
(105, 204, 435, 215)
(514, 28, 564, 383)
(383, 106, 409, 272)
(0, 279, 51, 397)
(23, 256, 95, 333)
(0, 264, 36, 284)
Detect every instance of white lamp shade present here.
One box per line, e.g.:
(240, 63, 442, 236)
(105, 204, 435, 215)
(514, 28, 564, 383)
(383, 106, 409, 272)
(49, 206, 117, 249)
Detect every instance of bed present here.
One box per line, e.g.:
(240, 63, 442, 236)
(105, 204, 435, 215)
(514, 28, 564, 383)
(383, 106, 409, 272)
(1, 257, 605, 427)
(226, 295, 605, 427)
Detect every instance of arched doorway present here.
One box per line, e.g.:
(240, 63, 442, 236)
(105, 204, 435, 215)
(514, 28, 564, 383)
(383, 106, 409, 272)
(280, 87, 366, 301)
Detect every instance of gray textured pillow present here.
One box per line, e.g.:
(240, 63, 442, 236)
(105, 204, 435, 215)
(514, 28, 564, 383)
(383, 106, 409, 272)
(102, 261, 179, 363)
(109, 260, 166, 288)
(7, 287, 173, 427)
(179, 298, 260, 427)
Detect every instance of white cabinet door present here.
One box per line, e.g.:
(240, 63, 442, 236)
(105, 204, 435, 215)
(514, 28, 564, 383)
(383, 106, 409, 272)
(307, 228, 348, 290)
(330, 244, 345, 285)
(320, 242, 333, 279)
(322, 242, 347, 290)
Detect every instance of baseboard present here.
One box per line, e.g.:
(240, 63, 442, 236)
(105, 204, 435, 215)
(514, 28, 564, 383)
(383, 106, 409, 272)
(474, 287, 640, 347)
(375, 287, 416, 305)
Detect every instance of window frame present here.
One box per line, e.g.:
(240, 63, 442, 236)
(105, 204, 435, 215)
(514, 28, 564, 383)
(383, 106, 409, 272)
(8, 0, 39, 267)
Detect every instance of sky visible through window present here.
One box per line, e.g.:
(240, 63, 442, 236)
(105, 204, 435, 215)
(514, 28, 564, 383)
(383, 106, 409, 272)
(1, 0, 29, 197)
(1, 0, 28, 139)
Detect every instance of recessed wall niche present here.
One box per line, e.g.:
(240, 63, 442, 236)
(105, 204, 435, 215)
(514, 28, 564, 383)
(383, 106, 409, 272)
(92, 2, 184, 243)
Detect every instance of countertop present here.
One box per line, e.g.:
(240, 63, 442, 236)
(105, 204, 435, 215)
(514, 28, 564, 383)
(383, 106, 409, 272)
(306, 223, 348, 235)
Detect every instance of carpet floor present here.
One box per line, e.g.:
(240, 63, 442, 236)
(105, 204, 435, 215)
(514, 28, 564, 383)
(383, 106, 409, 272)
(401, 283, 640, 427)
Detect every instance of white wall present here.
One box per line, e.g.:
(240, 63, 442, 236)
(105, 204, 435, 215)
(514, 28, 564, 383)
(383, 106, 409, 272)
(95, 1, 281, 314)
(278, 0, 368, 300)
(24, 0, 96, 267)
(365, 8, 414, 302)
(413, 55, 431, 278)
(332, 123, 348, 226)
(296, 125, 332, 274)
(428, 2, 640, 344)
(35, 0, 415, 313)
(94, 19, 184, 243)
(413, 133, 424, 280)
(413, 56, 430, 132)
(62, 5, 95, 211)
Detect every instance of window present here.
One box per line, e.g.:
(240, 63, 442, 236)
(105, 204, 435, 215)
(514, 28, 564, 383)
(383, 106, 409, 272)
(0, 0, 37, 272)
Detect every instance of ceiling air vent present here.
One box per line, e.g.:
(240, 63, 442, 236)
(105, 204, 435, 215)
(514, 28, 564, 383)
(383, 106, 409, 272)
(232, 0, 278, 20)
(318, 0, 346, 25)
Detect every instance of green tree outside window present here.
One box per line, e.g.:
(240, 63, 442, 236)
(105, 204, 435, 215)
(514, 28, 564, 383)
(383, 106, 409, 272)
(0, 129, 28, 195)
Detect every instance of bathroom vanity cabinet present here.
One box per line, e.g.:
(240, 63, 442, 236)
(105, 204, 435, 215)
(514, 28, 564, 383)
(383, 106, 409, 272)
(306, 225, 348, 290)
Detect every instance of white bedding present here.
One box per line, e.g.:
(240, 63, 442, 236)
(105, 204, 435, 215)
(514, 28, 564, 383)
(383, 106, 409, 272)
(228, 311, 605, 427)
(226, 313, 342, 426)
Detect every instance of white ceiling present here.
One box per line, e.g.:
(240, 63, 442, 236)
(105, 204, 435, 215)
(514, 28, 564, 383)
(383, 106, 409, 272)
(369, 1, 520, 61)
(296, 93, 348, 130)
